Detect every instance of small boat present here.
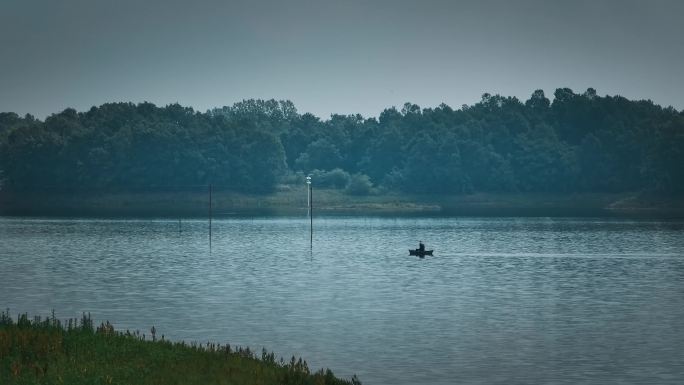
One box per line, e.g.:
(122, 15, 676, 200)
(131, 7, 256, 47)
(409, 249, 433, 257)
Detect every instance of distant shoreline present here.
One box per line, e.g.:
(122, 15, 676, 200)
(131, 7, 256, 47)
(1, 187, 682, 218)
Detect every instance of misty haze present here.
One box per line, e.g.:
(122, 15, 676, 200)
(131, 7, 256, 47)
(1, 1, 683, 384)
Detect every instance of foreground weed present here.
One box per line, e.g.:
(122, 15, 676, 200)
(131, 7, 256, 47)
(0, 310, 360, 385)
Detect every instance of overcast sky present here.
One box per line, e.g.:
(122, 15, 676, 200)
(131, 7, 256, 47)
(2, 0, 683, 119)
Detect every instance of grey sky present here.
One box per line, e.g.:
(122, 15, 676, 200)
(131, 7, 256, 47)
(1, 0, 683, 119)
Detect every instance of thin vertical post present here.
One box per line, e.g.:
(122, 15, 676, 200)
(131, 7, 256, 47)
(306, 175, 312, 251)
(309, 183, 313, 250)
(209, 183, 212, 249)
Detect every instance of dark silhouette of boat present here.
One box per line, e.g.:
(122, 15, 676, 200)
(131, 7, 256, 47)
(409, 249, 433, 257)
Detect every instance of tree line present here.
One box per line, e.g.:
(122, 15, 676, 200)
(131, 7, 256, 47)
(1, 88, 682, 195)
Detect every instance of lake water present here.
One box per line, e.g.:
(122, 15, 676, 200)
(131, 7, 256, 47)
(1, 216, 684, 384)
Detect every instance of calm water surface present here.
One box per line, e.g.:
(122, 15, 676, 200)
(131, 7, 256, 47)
(1, 216, 683, 384)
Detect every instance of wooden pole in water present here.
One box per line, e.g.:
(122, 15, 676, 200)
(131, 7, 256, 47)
(309, 182, 313, 250)
(306, 175, 312, 250)
(209, 183, 212, 249)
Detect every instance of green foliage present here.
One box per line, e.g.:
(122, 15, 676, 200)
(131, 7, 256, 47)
(311, 169, 351, 189)
(345, 173, 374, 196)
(295, 139, 342, 172)
(1, 89, 683, 197)
(0, 310, 359, 385)
(0, 103, 286, 193)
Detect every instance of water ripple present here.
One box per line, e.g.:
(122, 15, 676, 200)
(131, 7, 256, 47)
(1, 216, 683, 384)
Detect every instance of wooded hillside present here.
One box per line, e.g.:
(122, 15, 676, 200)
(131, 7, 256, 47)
(1, 88, 682, 195)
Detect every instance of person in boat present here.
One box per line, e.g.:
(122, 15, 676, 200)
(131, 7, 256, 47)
(418, 241, 425, 252)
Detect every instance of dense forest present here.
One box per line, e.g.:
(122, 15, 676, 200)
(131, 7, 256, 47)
(1, 88, 683, 195)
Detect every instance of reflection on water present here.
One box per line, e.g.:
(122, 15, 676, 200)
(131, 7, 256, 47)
(1, 216, 683, 384)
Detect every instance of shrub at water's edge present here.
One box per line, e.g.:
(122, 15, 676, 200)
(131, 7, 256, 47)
(2, 187, 682, 217)
(0, 310, 361, 385)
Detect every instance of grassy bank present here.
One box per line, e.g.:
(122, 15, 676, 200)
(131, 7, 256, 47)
(0, 311, 360, 385)
(1, 186, 682, 217)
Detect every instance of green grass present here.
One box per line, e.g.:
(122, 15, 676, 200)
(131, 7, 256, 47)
(0, 310, 360, 385)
